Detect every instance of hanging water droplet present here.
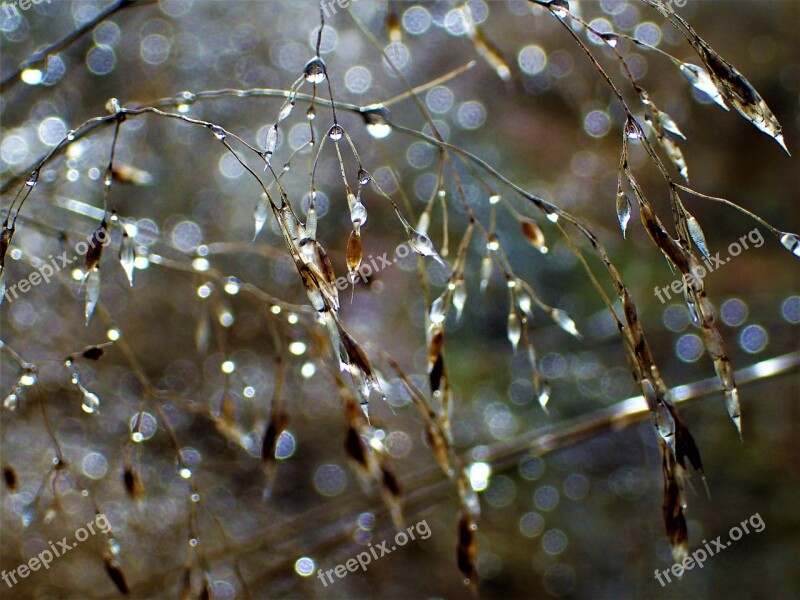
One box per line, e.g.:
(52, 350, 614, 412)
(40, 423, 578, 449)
(546, 211, 559, 223)
(548, 0, 569, 18)
(119, 232, 135, 287)
(328, 125, 344, 141)
(304, 57, 327, 84)
(279, 101, 295, 122)
(362, 106, 393, 139)
(175, 91, 196, 113)
(66, 130, 76, 141)
(350, 201, 367, 228)
(507, 311, 521, 351)
(210, 125, 226, 140)
(625, 118, 643, 139)
(430, 293, 447, 325)
(480, 255, 493, 292)
(21, 68, 43, 85)
(357, 168, 371, 186)
(616, 189, 632, 238)
(223, 277, 240, 295)
(105, 97, 121, 114)
(265, 125, 278, 160)
(779, 232, 800, 258)
(178, 466, 192, 479)
(517, 287, 533, 317)
(81, 391, 100, 414)
(3, 392, 19, 411)
(108, 537, 121, 557)
(254, 193, 269, 241)
(25, 171, 38, 186)
(600, 32, 619, 48)
(537, 383, 550, 412)
(489, 194, 501, 205)
(306, 106, 316, 120)
(550, 308, 581, 338)
(453, 277, 466, 322)
(409, 230, 446, 266)
(85, 268, 101, 325)
(22, 504, 35, 528)
(486, 234, 500, 252)
(20, 369, 37, 386)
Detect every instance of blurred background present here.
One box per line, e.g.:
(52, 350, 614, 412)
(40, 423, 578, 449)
(1, 1, 798, 598)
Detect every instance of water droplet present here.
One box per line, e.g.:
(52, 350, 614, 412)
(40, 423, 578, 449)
(254, 194, 269, 240)
(279, 101, 295, 122)
(306, 106, 316, 120)
(328, 124, 344, 141)
(489, 194, 501, 205)
(430, 294, 447, 325)
(409, 230, 446, 266)
(600, 32, 619, 47)
(19, 371, 37, 387)
(221, 360, 236, 374)
(507, 311, 521, 350)
(21, 68, 44, 85)
(289, 341, 307, 356)
(550, 308, 581, 339)
(453, 278, 467, 322)
(175, 91, 196, 113)
(3, 392, 19, 411)
(303, 57, 327, 84)
(223, 277, 240, 295)
(85, 269, 101, 326)
(179, 467, 192, 479)
(548, 0, 569, 18)
(779, 232, 800, 257)
(105, 97, 121, 114)
(119, 233, 136, 286)
(210, 125, 227, 140)
(350, 201, 367, 228)
(25, 171, 38, 186)
(81, 392, 100, 414)
(625, 118, 643, 139)
(357, 168, 371, 186)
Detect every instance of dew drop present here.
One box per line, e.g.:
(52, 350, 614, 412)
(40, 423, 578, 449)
(3, 392, 19, 411)
(223, 277, 240, 295)
(279, 101, 295, 122)
(81, 392, 100, 414)
(210, 125, 227, 140)
(328, 124, 344, 141)
(779, 232, 800, 257)
(21, 68, 44, 85)
(303, 57, 327, 84)
(350, 201, 367, 228)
